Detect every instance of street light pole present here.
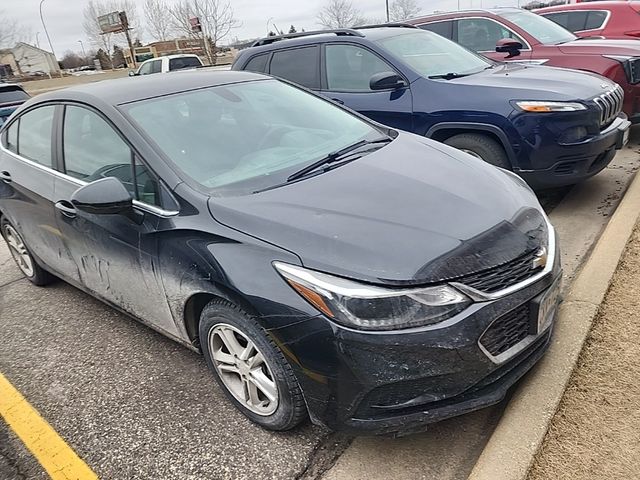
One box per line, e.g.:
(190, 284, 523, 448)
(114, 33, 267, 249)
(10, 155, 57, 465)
(385, 0, 390, 22)
(39, 0, 62, 78)
(35, 32, 41, 49)
(78, 40, 86, 57)
(267, 17, 274, 35)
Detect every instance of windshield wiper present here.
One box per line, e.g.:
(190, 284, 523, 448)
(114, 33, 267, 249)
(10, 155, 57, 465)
(286, 137, 391, 182)
(428, 72, 471, 80)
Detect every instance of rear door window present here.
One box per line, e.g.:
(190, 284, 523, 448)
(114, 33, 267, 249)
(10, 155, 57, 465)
(585, 11, 608, 30)
(17, 105, 55, 167)
(269, 46, 320, 89)
(150, 59, 162, 74)
(420, 21, 454, 39)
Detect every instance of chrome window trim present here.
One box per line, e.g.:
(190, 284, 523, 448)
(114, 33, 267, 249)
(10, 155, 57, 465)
(419, 17, 533, 53)
(0, 142, 179, 217)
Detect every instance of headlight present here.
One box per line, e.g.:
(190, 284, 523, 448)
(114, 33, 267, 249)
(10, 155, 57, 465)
(515, 101, 586, 112)
(274, 262, 471, 331)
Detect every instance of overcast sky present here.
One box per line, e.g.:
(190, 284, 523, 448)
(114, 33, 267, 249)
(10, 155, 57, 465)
(5, 0, 520, 58)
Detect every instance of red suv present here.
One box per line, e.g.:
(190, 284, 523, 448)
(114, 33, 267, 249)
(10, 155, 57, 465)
(536, 1, 640, 40)
(409, 8, 640, 122)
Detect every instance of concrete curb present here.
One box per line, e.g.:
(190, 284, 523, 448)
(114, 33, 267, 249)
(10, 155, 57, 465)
(467, 170, 640, 480)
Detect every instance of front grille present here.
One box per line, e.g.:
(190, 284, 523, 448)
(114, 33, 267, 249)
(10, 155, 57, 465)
(479, 303, 531, 357)
(594, 86, 624, 128)
(554, 161, 578, 175)
(453, 249, 543, 294)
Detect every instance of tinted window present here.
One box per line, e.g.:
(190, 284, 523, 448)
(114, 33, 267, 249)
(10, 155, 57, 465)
(124, 79, 379, 195)
(18, 105, 55, 167)
(542, 12, 570, 29)
(169, 56, 201, 71)
(150, 60, 162, 74)
(457, 18, 526, 52)
(585, 11, 608, 30)
(243, 54, 269, 73)
(326, 44, 396, 92)
(63, 106, 131, 181)
(420, 21, 454, 39)
(269, 47, 320, 89)
(566, 11, 589, 31)
(0, 86, 29, 105)
(5, 121, 18, 153)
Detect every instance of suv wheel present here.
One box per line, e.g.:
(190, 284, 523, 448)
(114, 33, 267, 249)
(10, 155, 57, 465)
(444, 133, 510, 169)
(0, 217, 55, 286)
(199, 299, 307, 430)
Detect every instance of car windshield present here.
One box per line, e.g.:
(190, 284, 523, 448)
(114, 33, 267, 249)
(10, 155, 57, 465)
(498, 9, 576, 45)
(123, 79, 382, 195)
(375, 30, 491, 78)
(0, 86, 29, 105)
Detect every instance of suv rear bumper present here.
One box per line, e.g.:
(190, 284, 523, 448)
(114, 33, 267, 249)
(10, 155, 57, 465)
(517, 115, 630, 189)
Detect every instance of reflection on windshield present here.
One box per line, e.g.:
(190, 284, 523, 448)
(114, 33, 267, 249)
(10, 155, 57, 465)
(498, 10, 576, 45)
(376, 30, 491, 78)
(124, 79, 379, 195)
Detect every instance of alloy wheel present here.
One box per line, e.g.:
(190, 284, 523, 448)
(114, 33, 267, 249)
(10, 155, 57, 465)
(209, 323, 279, 416)
(4, 225, 34, 277)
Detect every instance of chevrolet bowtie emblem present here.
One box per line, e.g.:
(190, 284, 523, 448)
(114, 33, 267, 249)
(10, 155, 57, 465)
(532, 247, 548, 270)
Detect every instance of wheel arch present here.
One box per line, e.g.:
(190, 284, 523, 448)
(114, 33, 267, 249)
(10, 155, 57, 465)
(426, 122, 517, 168)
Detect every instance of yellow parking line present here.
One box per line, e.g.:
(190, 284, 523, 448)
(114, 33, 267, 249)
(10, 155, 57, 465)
(0, 372, 97, 480)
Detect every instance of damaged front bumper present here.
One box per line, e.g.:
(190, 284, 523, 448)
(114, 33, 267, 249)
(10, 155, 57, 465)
(272, 264, 562, 435)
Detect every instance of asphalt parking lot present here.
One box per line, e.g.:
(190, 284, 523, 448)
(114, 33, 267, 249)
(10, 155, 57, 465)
(1, 130, 639, 480)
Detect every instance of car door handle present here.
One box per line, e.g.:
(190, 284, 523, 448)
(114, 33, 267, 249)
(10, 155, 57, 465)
(55, 201, 77, 218)
(0, 171, 11, 182)
(331, 98, 344, 105)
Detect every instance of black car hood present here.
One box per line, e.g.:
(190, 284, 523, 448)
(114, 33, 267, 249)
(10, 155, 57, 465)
(208, 133, 547, 286)
(443, 62, 614, 101)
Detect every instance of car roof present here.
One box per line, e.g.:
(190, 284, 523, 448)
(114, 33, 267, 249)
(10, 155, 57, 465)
(411, 8, 520, 22)
(33, 70, 268, 106)
(0, 83, 24, 90)
(245, 26, 419, 52)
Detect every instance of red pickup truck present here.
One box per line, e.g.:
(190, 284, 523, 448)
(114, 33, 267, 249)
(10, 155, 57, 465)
(409, 8, 640, 123)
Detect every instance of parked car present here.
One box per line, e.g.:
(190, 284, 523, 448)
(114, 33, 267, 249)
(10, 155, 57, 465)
(0, 71, 561, 434)
(233, 26, 629, 188)
(0, 83, 29, 127)
(410, 8, 640, 123)
(129, 54, 204, 76)
(536, 1, 640, 40)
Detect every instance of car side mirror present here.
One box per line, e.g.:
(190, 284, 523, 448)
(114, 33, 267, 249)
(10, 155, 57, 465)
(71, 177, 142, 222)
(495, 38, 523, 59)
(370, 71, 407, 91)
(128, 70, 137, 77)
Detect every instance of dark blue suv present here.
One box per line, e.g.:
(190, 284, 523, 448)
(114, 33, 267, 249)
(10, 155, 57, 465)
(233, 25, 631, 188)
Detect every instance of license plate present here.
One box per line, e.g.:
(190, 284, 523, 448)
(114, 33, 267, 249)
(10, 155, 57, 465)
(536, 278, 561, 334)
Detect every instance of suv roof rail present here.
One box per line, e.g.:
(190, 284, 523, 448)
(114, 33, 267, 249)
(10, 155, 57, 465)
(354, 23, 418, 30)
(251, 29, 364, 47)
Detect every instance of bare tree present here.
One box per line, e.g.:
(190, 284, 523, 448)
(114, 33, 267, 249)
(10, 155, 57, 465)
(82, 0, 141, 68)
(169, 0, 239, 64)
(144, 0, 173, 41)
(317, 0, 366, 29)
(389, 0, 421, 22)
(0, 12, 32, 49)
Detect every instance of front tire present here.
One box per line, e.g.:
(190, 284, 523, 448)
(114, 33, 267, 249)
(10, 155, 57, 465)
(199, 299, 307, 430)
(0, 218, 54, 286)
(444, 133, 511, 169)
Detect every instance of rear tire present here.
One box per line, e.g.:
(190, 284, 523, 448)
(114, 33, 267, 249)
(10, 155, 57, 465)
(199, 298, 307, 431)
(0, 217, 54, 286)
(444, 133, 511, 169)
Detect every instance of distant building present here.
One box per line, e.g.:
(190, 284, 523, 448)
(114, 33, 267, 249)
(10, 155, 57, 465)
(2, 43, 60, 77)
(124, 38, 238, 68)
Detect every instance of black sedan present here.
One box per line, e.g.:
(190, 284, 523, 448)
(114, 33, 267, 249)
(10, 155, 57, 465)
(0, 71, 561, 434)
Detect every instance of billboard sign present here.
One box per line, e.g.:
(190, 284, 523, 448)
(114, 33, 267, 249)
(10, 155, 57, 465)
(98, 11, 128, 34)
(189, 17, 202, 33)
